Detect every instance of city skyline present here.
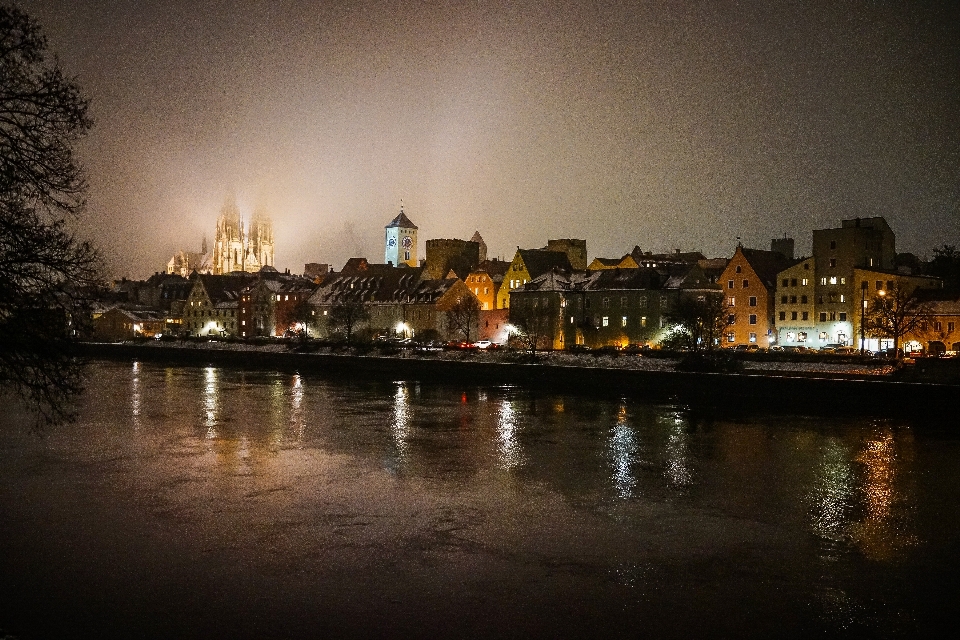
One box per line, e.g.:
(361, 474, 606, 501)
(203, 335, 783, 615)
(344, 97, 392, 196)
(21, 0, 960, 278)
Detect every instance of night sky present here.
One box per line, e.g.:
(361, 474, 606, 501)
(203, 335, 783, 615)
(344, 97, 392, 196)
(20, 0, 960, 278)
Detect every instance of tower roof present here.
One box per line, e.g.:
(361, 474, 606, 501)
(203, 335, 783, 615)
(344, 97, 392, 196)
(386, 209, 418, 230)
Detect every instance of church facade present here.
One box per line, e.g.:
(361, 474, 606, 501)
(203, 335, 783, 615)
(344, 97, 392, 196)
(167, 197, 275, 277)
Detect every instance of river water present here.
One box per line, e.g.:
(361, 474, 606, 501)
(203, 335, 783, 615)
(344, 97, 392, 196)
(0, 360, 956, 639)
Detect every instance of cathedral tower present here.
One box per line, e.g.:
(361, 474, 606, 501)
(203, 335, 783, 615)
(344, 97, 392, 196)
(384, 206, 418, 267)
(213, 196, 244, 274)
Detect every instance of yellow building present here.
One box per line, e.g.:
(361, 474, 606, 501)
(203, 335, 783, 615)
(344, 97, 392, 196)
(498, 249, 572, 310)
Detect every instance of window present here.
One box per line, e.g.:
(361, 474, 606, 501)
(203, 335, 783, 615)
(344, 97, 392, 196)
(801, 295, 808, 304)
(779, 311, 786, 321)
(802, 312, 809, 320)
(728, 297, 736, 307)
(830, 240, 836, 250)
(570, 316, 575, 324)
(840, 278, 845, 285)
(791, 311, 798, 320)
(876, 281, 883, 290)
(727, 314, 735, 325)
(829, 277, 837, 285)
(821, 278, 828, 285)
(839, 313, 847, 321)
(829, 258, 837, 268)
(602, 298, 610, 308)
(830, 312, 836, 321)
(789, 295, 797, 304)
(620, 297, 627, 308)
(950, 322, 956, 332)
(802, 278, 808, 286)
(749, 332, 757, 343)
(641, 317, 647, 327)
(727, 334, 735, 342)
(798, 332, 807, 342)
(743, 279, 749, 288)
(736, 265, 742, 274)
(840, 295, 845, 303)
(819, 312, 827, 322)
(621, 316, 627, 327)
(638, 296, 647, 308)
(782, 278, 789, 287)
(781, 295, 788, 304)
(728, 280, 734, 289)
(749, 296, 757, 306)
(749, 314, 757, 324)
(791, 278, 797, 287)
(602, 316, 609, 327)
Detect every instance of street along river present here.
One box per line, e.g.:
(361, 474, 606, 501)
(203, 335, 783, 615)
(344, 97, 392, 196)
(1, 360, 957, 638)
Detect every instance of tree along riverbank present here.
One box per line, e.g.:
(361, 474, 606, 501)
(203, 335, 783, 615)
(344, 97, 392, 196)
(73, 342, 957, 420)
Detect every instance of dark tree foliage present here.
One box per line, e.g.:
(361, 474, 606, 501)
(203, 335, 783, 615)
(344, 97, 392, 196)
(444, 294, 480, 342)
(1, 5, 99, 426)
(664, 293, 726, 353)
(928, 245, 960, 288)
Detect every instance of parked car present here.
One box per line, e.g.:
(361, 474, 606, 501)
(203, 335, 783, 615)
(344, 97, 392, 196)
(820, 343, 845, 352)
(472, 340, 500, 350)
(834, 346, 859, 355)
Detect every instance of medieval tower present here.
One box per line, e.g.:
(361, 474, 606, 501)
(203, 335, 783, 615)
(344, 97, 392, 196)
(384, 206, 418, 267)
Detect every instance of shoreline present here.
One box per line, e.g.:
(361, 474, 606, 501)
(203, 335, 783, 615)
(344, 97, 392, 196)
(73, 341, 958, 420)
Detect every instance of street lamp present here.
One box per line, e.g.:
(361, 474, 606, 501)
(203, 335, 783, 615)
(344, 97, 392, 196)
(860, 281, 867, 355)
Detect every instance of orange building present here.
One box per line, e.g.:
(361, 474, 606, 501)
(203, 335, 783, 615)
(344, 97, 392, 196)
(720, 246, 795, 347)
(465, 259, 511, 310)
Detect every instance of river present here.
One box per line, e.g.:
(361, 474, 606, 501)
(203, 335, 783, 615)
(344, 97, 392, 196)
(1, 360, 956, 638)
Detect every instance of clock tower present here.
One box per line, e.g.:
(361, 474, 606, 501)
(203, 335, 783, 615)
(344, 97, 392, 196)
(384, 206, 418, 267)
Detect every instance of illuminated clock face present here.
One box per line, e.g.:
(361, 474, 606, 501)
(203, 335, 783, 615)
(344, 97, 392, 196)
(401, 236, 413, 249)
(387, 237, 397, 247)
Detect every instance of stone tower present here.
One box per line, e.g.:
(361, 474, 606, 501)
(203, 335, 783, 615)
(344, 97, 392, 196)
(384, 206, 418, 267)
(248, 207, 275, 269)
(470, 231, 487, 263)
(213, 196, 244, 274)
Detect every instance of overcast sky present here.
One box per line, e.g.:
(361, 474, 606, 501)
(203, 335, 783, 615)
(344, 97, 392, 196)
(20, 0, 960, 278)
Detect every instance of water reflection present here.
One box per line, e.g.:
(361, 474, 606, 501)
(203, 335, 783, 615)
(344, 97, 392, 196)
(663, 412, 693, 488)
(202, 366, 218, 438)
(390, 382, 411, 469)
(130, 361, 142, 429)
(289, 374, 304, 442)
(608, 403, 637, 499)
(810, 438, 854, 544)
(496, 398, 523, 469)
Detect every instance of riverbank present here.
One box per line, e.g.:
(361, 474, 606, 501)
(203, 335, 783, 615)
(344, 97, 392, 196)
(74, 341, 957, 419)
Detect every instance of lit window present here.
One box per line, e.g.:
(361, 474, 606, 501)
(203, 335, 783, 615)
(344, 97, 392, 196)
(749, 332, 757, 342)
(829, 277, 837, 285)
(621, 316, 627, 327)
(802, 278, 808, 286)
(950, 322, 956, 332)
(728, 297, 735, 307)
(840, 295, 845, 302)
(727, 334, 735, 342)
(641, 317, 647, 327)
(798, 332, 807, 342)
(602, 316, 609, 327)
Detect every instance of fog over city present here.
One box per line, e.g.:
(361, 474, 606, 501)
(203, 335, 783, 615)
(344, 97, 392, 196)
(21, 0, 960, 278)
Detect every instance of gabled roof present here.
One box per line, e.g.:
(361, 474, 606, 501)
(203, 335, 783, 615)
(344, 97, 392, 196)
(386, 210, 418, 229)
(738, 247, 798, 288)
(471, 259, 511, 279)
(517, 249, 572, 278)
(195, 274, 247, 303)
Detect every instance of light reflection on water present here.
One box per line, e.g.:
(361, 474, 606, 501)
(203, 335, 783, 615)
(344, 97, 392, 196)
(11, 361, 953, 636)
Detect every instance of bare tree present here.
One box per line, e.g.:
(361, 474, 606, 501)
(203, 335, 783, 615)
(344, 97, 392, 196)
(664, 293, 726, 352)
(509, 295, 558, 354)
(1, 5, 100, 426)
(444, 294, 480, 342)
(326, 301, 369, 345)
(864, 280, 931, 357)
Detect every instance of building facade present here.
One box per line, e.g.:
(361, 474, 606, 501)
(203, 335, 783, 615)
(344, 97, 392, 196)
(720, 246, 795, 347)
(384, 208, 418, 267)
